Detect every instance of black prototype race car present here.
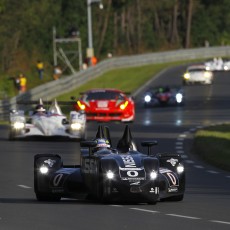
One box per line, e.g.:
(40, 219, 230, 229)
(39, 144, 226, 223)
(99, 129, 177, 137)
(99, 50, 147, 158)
(34, 125, 185, 204)
(143, 86, 185, 107)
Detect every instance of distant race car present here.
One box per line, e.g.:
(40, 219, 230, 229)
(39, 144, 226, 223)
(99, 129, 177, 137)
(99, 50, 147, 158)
(143, 86, 184, 107)
(183, 65, 213, 85)
(72, 88, 135, 122)
(9, 99, 86, 140)
(204, 57, 230, 71)
(34, 125, 185, 203)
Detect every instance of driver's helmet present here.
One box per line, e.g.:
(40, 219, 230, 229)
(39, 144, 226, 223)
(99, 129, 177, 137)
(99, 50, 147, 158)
(35, 104, 46, 112)
(93, 138, 110, 152)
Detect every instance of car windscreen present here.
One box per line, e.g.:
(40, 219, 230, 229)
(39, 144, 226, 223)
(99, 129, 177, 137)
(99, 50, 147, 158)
(188, 68, 205, 72)
(84, 91, 124, 100)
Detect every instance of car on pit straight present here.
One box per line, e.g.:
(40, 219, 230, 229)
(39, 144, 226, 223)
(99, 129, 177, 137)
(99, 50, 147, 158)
(143, 86, 184, 107)
(34, 125, 185, 204)
(9, 99, 86, 140)
(71, 88, 135, 122)
(204, 57, 230, 71)
(182, 65, 213, 85)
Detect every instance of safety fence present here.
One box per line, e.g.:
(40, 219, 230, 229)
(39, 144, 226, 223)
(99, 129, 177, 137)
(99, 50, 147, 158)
(1, 46, 230, 120)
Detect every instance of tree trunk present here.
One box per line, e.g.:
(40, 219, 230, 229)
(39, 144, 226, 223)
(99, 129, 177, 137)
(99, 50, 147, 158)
(136, 0, 141, 53)
(98, 0, 112, 55)
(113, 12, 118, 53)
(185, 0, 193, 48)
(170, 0, 179, 46)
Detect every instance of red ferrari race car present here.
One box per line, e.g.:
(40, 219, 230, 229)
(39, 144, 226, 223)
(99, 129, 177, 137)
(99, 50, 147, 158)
(72, 88, 135, 122)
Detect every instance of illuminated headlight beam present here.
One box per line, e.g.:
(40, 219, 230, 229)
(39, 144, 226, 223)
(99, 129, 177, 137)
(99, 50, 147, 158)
(176, 93, 183, 103)
(144, 95, 151, 103)
(13, 122, 25, 129)
(183, 73, 190, 79)
(39, 165, 49, 174)
(177, 164, 184, 173)
(106, 170, 114, 179)
(150, 171, 157, 180)
(71, 123, 82, 130)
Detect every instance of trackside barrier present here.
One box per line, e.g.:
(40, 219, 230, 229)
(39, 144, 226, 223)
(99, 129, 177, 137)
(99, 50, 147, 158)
(1, 46, 230, 120)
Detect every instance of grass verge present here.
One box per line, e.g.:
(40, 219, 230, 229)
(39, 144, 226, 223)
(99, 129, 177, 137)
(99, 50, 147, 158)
(193, 124, 230, 172)
(56, 60, 198, 101)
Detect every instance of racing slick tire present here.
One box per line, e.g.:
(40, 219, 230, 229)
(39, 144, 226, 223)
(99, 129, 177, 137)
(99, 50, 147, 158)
(34, 154, 63, 202)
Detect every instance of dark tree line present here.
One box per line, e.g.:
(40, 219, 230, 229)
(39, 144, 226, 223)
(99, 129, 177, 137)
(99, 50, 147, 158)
(0, 0, 230, 74)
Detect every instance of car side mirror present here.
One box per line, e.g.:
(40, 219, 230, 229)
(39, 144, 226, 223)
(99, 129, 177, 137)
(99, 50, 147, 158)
(141, 140, 158, 155)
(80, 140, 97, 148)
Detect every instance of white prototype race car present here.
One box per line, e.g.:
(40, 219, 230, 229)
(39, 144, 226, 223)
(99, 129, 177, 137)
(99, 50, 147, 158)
(9, 99, 86, 140)
(204, 57, 230, 71)
(182, 65, 213, 85)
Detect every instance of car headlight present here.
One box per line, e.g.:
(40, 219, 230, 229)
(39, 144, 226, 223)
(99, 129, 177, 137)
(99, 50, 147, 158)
(12, 122, 25, 129)
(224, 65, 229, 70)
(71, 123, 82, 130)
(204, 71, 211, 78)
(177, 164, 184, 173)
(150, 171, 157, 180)
(176, 93, 183, 103)
(183, 73, 190, 79)
(144, 95, 151, 103)
(77, 101, 86, 110)
(39, 165, 49, 174)
(120, 101, 129, 110)
(106, 170, 114, 179)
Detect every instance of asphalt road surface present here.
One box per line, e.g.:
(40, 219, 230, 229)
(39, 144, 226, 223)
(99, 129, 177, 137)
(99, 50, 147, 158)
(0, 64, 230, 230)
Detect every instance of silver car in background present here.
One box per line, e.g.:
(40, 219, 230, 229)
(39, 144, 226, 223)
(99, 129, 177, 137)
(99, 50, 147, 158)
(182, 65, 213, 85)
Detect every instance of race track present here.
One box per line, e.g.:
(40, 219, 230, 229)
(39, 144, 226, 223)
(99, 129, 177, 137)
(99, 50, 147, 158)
(0, 64, 230, 230)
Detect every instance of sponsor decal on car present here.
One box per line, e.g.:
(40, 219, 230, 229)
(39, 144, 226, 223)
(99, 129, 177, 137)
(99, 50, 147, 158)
(120, 155, 146, 181)
(44, 159, 56, 167)
(168, 187, 178, 192)
(160, 168, 179, 187)
(166, 158, 178, 166)
(149, 187, 159, 194)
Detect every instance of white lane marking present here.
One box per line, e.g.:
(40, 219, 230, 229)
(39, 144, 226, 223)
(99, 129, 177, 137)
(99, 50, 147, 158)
(181, 154, 188, 159)
(175, 146, 183, 149)
(166, 214, 201, 220)
(18, 185, 32, 189)
(206, 170, 219, 174)
(130, 208, 159, 214)
(176, 150, 184, 154)
(121, 206, 230, 225)
(179, 134, 187, 137)
(176, 142, 183, 145)
(110, 205, 123, 207)
(226, 175, 230, 179)
(210, 220, 230, 225)
(177, 138, 184, 141)
(185, 160, 194, 164)
(194, 165, 204, 169)
(183, 131, 190, 135)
